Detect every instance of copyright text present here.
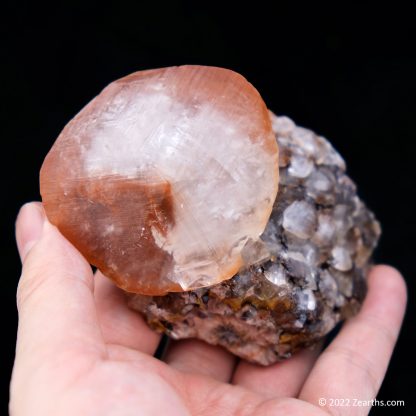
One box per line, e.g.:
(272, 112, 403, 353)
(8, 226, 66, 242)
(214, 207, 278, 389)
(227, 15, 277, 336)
(318, 398, 405, 407)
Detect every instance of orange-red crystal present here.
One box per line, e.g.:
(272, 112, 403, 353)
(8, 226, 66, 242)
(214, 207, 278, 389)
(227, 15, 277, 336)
(40, 66, 279, 295)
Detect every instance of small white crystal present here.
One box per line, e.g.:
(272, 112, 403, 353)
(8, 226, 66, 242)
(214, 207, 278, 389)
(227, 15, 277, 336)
(298, 288, 316, 311)
(283, 201, 317, 239)
(307, 170, 333, 192)
(313, 214, 336, 246)
(270, 115, 295, 135)
(291, 127, 318, 156)
(288, 154, 314, 178)
(331, 246, 353, 271)
(264, 263, 288, 286)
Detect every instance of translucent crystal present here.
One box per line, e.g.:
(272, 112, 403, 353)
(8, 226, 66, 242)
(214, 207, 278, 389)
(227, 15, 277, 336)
(331, 246, 353, 271)
(40, 66, 279, 295)
(282, 201, 317, 239)
(288, 154, 314, 178)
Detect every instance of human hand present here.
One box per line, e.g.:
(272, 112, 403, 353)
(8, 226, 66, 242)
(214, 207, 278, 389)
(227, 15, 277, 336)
(10, 202, 406, 415)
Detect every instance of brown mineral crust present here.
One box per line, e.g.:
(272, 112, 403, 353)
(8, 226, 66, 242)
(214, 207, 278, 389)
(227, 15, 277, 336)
(129, 113, 381, 365)
(40, 65, 279, 295)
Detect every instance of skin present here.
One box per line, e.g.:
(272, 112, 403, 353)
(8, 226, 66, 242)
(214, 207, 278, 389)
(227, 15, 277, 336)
(10, 202, 407, 415)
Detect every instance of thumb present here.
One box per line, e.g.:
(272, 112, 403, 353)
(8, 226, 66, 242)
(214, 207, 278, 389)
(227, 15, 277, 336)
(15, 202, 104, 364)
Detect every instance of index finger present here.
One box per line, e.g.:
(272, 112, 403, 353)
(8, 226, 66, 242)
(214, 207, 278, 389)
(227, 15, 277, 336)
(300, 265, 407, 413)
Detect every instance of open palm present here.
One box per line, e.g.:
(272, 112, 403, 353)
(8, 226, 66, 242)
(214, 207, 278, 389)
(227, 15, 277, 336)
(11, 203, 407, 415)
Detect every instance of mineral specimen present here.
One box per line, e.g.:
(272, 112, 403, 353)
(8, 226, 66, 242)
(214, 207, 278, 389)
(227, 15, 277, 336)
(129, 113, 381, 365)
(40, 65, 380, 365)
(40, 66, 279, 295)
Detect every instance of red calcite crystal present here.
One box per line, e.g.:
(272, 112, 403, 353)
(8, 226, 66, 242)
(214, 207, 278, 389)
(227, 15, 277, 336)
(40, 66, 279, 295)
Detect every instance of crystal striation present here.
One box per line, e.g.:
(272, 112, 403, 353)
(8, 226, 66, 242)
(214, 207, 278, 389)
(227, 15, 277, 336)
(129, 113, 381, 365)
(40, 66, 279, 295)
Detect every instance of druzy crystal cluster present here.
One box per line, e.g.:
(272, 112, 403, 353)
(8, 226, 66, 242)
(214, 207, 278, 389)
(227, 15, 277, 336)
(40, 66, 380, 365)
(129, 113, 380, 365)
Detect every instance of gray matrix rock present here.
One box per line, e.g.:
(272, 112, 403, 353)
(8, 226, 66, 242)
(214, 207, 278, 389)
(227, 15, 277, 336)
(129, 112, 381, 365)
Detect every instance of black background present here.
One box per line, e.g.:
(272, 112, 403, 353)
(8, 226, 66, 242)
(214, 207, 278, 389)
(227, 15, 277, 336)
(1, 1, 415, 415)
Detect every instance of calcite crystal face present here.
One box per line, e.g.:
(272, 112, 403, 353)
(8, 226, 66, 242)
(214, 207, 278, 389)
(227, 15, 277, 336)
(40, 66, 279, 295)
(129, 113, 381, 365)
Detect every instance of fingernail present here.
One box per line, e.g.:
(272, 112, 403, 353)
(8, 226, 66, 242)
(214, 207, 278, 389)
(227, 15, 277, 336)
(16, 202, 46, 261)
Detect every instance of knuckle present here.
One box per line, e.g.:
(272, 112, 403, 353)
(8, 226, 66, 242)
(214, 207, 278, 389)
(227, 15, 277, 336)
(16, 265, 54, 310)
(328, 345, 380, 395)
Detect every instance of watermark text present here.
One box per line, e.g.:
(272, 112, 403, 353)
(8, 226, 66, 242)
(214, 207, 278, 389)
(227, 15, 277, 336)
(318, 398, 405, 408)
